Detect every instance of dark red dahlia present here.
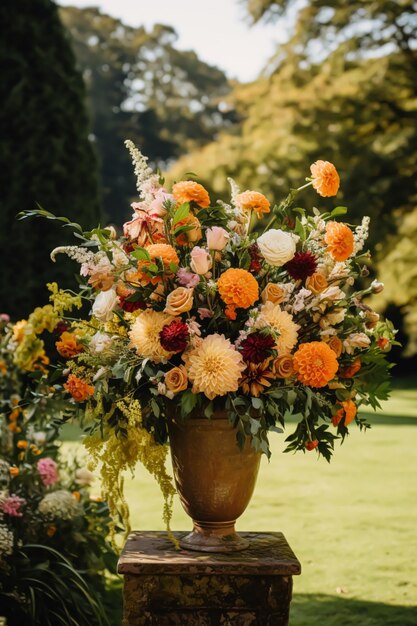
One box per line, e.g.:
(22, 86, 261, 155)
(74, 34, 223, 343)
(248, 243, 263, 273)
(284, 251, 317, 281)
(118, 296, 146, 312)
(240, 332, 276, 364)
(160, 319, 189, 353)
(54, 320, 70, 335)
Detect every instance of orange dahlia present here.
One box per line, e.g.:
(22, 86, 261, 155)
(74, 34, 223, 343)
(56, 332, 84, 359)
(235, 190, 270, 218)
(217, 268, 259, 319)
(293, 341, 338, 388)
(172, 181, 210, 209)
(137, 243, 179, 285)
(324, 221, 354, 261)
(64, 374, 94, 402)
(332, 399, 357, 427)
(310, 160, 340, 197)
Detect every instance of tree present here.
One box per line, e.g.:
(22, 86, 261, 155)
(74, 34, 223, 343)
(59, 7, 237, 222)
(0, 0, 100, 318)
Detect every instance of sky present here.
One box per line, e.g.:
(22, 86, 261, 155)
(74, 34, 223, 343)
(56, 0, 286, 82)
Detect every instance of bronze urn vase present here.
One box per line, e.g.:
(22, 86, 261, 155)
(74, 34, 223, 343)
(167, 409, 261, 552)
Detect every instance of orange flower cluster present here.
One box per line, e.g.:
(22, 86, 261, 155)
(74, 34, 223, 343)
(310, 160, 340, 197)
(293, 341, 338, 388)
(332, 399, 357, 427)
(324, 221, 354, 262)
(136, 243, 179, 285)
(56, 332, 84, 359)
(217, 268, 259, 320)
(235, 191, 271, 218)
(64, 374, 94, 402)
(173, 213, 202, 246)
(172, 181, 210, 208)
(339, 357, 361, 379)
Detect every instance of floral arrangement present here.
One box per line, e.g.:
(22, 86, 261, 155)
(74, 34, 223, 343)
(21, 142, 396, 535)
(0, 314, 120, 626)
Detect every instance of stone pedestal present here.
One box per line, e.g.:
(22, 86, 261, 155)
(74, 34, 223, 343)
(118, 531, 301, 626)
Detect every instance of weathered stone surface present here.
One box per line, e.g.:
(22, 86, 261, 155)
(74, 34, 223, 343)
(119, 532, 300, 626)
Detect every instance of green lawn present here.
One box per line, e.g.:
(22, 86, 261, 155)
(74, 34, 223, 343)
(63, 383, 417, 626)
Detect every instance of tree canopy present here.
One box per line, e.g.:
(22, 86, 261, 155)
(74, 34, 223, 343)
(60, 7, 237, 222)
(0, 0, 100, 318)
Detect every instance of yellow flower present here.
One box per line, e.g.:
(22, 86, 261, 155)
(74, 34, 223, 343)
(129, 310, 174, 362)
(258, 302, 299, 355)
(185, 334, 245, 400)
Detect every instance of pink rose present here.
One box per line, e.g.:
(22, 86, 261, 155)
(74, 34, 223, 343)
(1, 495, 26, 517)
(190, 247, 212, 275)
(206, 226, 229, 251)
(198, 308, 213, 319)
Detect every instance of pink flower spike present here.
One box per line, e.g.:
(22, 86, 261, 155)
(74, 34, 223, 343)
(1, 495, 26, 517)
(177, 268, 200, 288)
(37, 458, 59, 486)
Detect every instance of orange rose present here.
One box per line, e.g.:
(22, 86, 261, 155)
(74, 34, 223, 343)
(324, 221, 354, 262)
(17, 440, 28, 450)
(273, 355, 294, 379)
(165, 366, 188, 394)
(172, 181, 210, 209)
(306, 272, 328, 294)
(310, 161, 340, 197)
(9, 467, 19, 477)
(173, 213, 202, 246)
(164, 288, 194, 316)
(261, 283, 286, 305)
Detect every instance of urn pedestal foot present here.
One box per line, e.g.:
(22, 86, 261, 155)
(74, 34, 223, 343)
(180, 520, 249, 552)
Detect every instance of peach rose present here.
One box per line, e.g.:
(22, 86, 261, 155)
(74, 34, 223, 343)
(190, 246, 212, 275)
(165, 366, 188, 394)
(326, 336, 343, 358)
(306, 273, 328, 294)
(261, 283, 286, 305)
(206, 226, 230, 251)
(164, 287, 194, 316)
(273, 355, 294, 379)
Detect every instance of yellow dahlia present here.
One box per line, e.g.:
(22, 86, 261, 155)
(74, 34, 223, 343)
(258, 302, 299, 354)
(129, 309, 174, 363)
(185, 334, 245, 400)
(293, 341, 338, 388)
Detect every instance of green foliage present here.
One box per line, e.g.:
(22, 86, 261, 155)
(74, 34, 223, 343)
(0, 0, 100, 320)
(59, 6, 237, 222)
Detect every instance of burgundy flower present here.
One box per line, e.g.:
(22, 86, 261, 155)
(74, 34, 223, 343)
(160, 319, 189, 353)
(284, 251, 317, 281)
(240, 332, 276, 364)
(54, 320, 70, 335)
(248, 243, 262, 273)
(119, 296, 146, 312)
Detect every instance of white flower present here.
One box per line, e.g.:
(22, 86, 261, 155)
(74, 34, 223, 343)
(0, 524, 14, 557)
(343, 332, 371, 354)
(257, 229, 298, 267)
(291, 288, 312, 313)
(89, 331, 112, 354)
(92, 289, 118, 322)
(354, 216, 370, 253)
(38, 490, 82, 520)
(75, 468, 95, 486)
(32, 431, 46, 445)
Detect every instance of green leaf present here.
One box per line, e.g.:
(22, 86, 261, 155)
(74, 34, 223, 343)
(172, 203, 190, 226)
(251, 397, 262, 410)
(131, 247, 151, 261)
(330, 206, 348, 217)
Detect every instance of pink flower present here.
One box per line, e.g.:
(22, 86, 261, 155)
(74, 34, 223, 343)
(177, 268, 200, 288)
(37, 458, 59, 486)
(190, 247, 212, 275)
(0, 314, 10, 323)
(148, 189, 173, 217)
(206, 226, 229, 251)
(198, 308, 213, 319)
(1, 495, 26, 517)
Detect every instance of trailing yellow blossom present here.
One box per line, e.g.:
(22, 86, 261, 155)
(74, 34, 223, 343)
(84, 398, 177, 548)
(47, 282, 83, 315)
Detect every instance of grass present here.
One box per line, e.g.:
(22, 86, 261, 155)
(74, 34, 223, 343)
(63, 383, 417, 625)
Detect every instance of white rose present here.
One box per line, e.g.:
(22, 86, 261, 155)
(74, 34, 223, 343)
(257, 229, 298, 267)
(92, 289, 118, 321)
